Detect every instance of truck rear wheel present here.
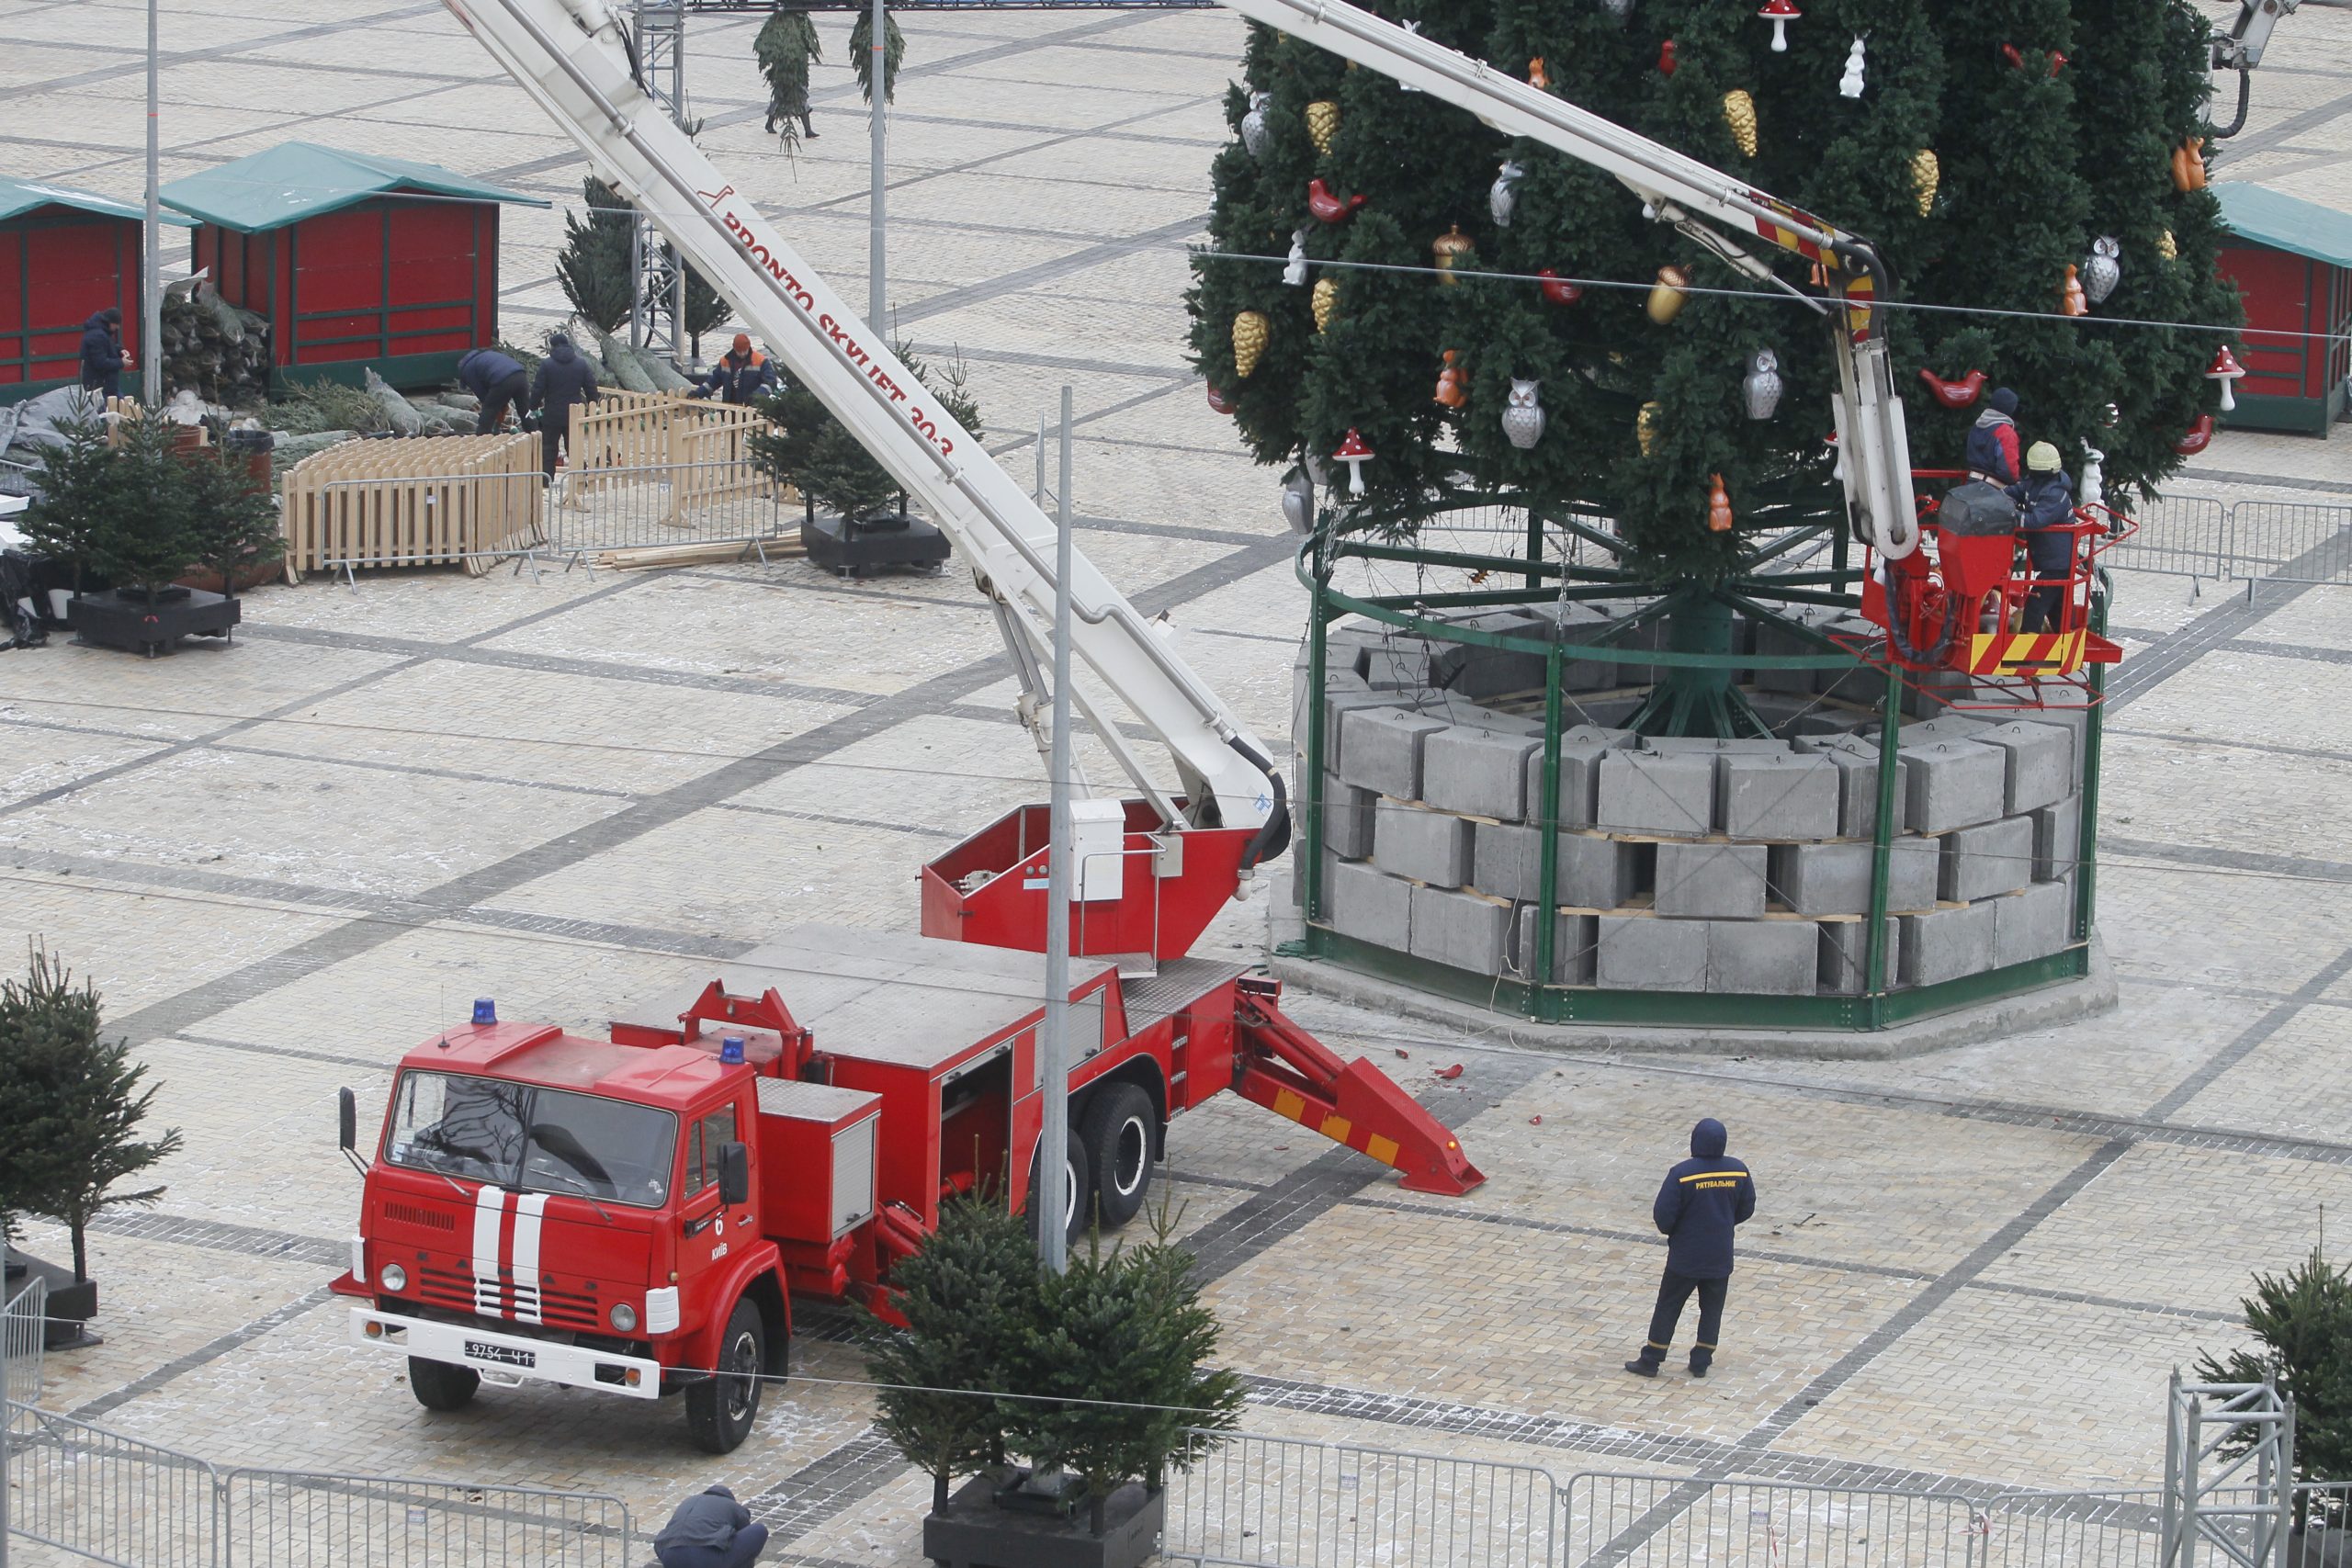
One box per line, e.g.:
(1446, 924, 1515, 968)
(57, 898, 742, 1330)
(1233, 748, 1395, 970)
(1026, 1127, 1091, 1245)
(1080, 1083, 1156, 1229)
(406, 1357, 480, 1412)
(685, 1297, 765, 1454)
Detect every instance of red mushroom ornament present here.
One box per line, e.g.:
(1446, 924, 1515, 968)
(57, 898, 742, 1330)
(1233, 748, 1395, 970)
(1332, 429, 1374, 496)
(1758, 0, 1801, 53)
(2207, 345, 2246, 412)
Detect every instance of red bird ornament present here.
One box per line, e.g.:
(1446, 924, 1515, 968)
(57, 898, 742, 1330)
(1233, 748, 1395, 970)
(1307, 177, 1367, 224)
(1917, 367, 1986, 409)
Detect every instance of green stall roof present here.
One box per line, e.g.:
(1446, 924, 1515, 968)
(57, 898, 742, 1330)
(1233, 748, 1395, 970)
(2214, 182, 2352, 271)
(0, 175, 194, 227)
(160, 141, 548, 234)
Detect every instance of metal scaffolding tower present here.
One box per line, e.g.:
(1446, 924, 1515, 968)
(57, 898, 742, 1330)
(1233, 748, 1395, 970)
(632, 0, 691, 366)
(2162, 1371, 2296, 1568)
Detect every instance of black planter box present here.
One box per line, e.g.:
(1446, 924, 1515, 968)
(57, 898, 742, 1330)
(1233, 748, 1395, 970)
(922, 1472, 1163, 1568)
(801, 511, 952, 577)
(70, 586, 240, 658)
(4, 1250, 100, 1349)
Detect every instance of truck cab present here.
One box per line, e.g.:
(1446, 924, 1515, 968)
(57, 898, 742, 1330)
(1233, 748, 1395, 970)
(329, 1005, 797, 1453)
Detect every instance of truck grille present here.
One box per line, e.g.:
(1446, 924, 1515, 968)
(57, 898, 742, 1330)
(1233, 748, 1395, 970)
(415, 1267, 603, 1332)
(382, 1202, 456, 1234)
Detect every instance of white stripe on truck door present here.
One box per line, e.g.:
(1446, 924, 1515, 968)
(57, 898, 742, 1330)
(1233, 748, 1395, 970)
(512, 1193, 548, 1325)
(471, 1186, 506, 1316)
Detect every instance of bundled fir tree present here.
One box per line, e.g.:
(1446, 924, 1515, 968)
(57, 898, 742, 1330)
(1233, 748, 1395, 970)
(1186, 0, 2242, 583)
(756, 9, 823, 147)
(0, 947, 183, 1280)
(852, 6, 905, 105)
(556, 176, 638, 335)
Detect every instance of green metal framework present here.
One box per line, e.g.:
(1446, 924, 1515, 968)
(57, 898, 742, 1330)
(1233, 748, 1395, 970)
(1288, 493, 2106, 1032)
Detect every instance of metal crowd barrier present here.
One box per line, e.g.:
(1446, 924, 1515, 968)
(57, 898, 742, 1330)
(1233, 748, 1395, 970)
(1164, 1429, 1561, 1567)
(2, 1398, 635, 1568)
(2103, 494, 2352, 596)
(3, 1275, 43, 1409)
(1560, 1472, 1983, 1568)
(543, 457, 796, 570)
(2106, 495, 2229, 590)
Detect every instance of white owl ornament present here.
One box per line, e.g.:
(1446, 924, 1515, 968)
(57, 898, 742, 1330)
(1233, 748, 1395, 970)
(1501, 378, 1546, 450)
(2083, 235, 2120, 306)
(1490, 162, 1525, 228)
(1241, 91, 1272, 158)
(1743, 349, 1783, 421)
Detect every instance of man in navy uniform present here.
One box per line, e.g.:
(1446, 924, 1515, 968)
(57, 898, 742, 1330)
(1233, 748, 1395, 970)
(1626, 1117, 1756, 1380)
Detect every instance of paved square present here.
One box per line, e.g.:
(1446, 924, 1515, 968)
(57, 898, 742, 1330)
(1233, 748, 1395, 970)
(6, 0, 2352, 1561)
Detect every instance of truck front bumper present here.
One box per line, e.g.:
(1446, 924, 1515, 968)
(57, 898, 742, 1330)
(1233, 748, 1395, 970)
(348, 1308, 662, 1400)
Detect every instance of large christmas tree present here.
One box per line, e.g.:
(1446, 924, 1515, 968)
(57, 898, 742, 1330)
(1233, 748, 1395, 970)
(1186, 0, 2242, 585)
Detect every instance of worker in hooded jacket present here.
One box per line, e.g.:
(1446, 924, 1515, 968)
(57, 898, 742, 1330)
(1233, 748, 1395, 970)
(530, 333, 601, 479)
(457, 346, 531, 438)
(79, 308, 130, 399)
(1964, 387, 2022, 486)
(1626, 1118, 1755, 1380)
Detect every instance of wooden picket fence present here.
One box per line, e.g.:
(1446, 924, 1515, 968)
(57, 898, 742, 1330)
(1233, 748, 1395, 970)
(567, 390, 775, 513)
(277, 434, 543, 581)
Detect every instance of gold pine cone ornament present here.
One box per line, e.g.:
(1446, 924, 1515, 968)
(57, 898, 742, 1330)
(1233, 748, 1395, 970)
(1311, 276, 1339, 333)
(1306, 99, 1340, 155)
(2157, 229, 2178, 261)
(1910, 150, 1939, 217)
(1232, 310, 1271, 378)
(1637, 400, 1664, 457)
(1723, 91, 1758, 158)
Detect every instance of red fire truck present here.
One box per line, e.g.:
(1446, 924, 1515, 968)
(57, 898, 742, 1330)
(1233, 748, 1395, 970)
(328, 926, 1481, 1451)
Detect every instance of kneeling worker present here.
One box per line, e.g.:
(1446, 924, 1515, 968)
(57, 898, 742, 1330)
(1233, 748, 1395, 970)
(653, 1484, 768, 1568)
(2007, 442, 2077, 634)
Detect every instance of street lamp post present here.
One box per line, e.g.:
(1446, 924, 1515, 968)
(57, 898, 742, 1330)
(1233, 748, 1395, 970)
(142, 0, 162, 408)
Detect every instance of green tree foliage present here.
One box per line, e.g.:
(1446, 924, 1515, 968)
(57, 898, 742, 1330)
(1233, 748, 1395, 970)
(178, 439, 286, 595)
(14, 417, 124, 588)
(751, 344, 982, 524)
(851, 7, 904, 105)
(2198, 1248, 2352, 1499)
(19, 416, 241, 602)
(862, 1194, 1038, 1513)
(757, 10, 823, 147)
(0, 947, 184, 1279)
(557, 176, 638, 334)
(1187, 0, 2242, 581)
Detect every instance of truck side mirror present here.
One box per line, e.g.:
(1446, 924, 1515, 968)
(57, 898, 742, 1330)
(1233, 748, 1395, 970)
(338, 1087, 357, 1153)
(718, 1141, 751, 1208)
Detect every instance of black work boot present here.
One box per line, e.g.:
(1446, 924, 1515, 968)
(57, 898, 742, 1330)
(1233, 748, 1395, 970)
(1689, 1350, 1713, 1379)
(1623, 1359, 1658, 1378)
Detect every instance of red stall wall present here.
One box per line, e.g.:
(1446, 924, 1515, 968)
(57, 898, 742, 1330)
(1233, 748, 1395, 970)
(286, 197, 492, 369)
(0, 210, 139, 389)
(2220, 243, 2317, 399)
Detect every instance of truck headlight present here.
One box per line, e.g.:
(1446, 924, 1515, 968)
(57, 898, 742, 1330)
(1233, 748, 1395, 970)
(609, 1303, 638, 1333)
(379, 1263, 408, 1293)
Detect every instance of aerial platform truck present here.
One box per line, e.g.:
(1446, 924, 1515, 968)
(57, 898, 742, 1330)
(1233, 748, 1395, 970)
(333, 0, 2144, 1452)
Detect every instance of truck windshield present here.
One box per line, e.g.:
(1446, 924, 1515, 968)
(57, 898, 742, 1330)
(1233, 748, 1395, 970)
(382, 1070, 677, 1208)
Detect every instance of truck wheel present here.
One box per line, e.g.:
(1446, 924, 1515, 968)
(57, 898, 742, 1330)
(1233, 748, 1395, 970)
(406, 1357, 480, 1412)
(1025, 1127, 1091, 1246)
(1080, 1083, 1156, 1229)
(686, 1298, 766, 1455)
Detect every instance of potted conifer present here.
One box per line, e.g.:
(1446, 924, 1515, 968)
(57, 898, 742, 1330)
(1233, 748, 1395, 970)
(0, 946, 184, 1348)
(870, 1196, 1241, 1568)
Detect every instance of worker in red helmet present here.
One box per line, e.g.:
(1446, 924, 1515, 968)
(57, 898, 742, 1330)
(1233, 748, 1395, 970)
(690, 334, 778, 405)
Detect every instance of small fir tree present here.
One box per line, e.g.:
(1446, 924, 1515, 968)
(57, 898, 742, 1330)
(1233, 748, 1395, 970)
(178, 441, 286, 597)
(756, 9, 823, 147)
(2197, 1247, 2352, 1507)
(16, 417, 129, 591)
(0, 947, 183, 1280)
(21, 417, 204, 604)
(752, 344, 982, 524)
(556, 176, 638, 334)
(862, 1193, 1040, 1513)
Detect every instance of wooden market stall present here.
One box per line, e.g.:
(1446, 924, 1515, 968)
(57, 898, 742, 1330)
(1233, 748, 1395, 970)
(0, 176, 193, 404)
(162, 143, 546, 394)
(2214, 182, 2352, 436)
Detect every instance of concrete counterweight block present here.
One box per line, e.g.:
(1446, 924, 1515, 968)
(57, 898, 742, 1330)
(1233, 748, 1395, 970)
(1595, 750, 1718, 837)
(1319, 773, 1377, 860)
(1363, 642, 1435, 691)
(1339, 707, 1450, 799)
(1973, 721, 2076, 814)
(1796, 735, 1909, 840)
(1512, 907, 1599, 985)
(2031, 794, 2082, 883)
(1769, 838, 1939, 917)
(1719, 751, 1840, 840)
(1521, 730, 1638, 832)
(1421, 727, 1539, 822)
(1472, 822, 1639, 908)
(1654, 841, 1770, 919)
(1897, 899, 2000, 987)
(1597, 916, 1710, 992)
(1409, 885, 1514, 975)
(1709, 919, 1819, 996)
(1818, 919, 1901, 996)
(1329, 861, 1412, 951)
(1939, 816, 2035, 904)
(1373, 801, 1474, 888)
(1898, 739, 2007, 833)
(1322, 688, 1417, 779)
(1994, 880, 2075, 968)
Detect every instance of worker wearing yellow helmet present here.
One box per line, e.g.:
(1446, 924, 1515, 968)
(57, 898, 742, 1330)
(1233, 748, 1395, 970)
(2004, 442, 2077, 634)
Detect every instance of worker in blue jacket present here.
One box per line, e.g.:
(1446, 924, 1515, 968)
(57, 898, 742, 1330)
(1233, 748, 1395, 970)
(79, 309, 130, 399)
(2006, 441, 2079, 634)
(1626, 1118, 1755, 1380)
(457, 345, 531, 436)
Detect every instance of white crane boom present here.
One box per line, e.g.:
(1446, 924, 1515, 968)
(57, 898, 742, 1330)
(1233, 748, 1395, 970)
(441, 0, 1285, 854)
